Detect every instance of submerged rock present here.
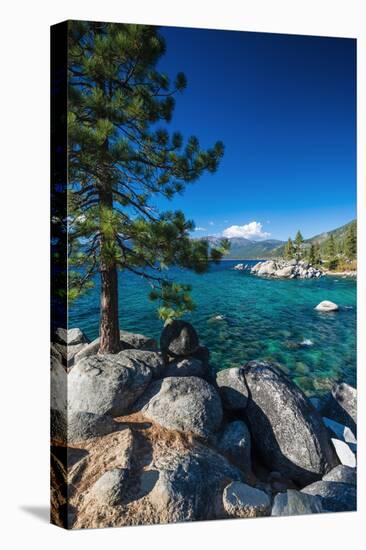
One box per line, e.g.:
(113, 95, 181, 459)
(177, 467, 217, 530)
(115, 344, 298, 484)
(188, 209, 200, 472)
(68, 354, 152, 416)
(141, 376, 223, 439)
(242, 361, 339, 485)
(160, 320, 199, 358)
(223, 481, 271, 518)
(216, 367, 249, 410)
(301, 480, 356, 512)
(315, 300, 339, 312)
(272, 489, 324, 516)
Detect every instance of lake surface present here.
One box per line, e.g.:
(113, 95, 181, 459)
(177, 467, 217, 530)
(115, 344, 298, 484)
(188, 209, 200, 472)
(69, 260, 356, 396)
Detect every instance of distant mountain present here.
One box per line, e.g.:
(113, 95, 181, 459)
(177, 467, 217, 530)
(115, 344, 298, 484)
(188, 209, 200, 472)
(200, 219, 356, 260)
(200, 236, 285, 259)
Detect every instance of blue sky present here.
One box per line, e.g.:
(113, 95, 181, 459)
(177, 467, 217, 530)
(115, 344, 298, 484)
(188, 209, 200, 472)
(154, 27, 356, 241)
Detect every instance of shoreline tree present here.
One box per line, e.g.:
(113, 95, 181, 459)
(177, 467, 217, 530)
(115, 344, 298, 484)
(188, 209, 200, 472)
(67, 22, 227, 353)
(344, 222, 357, 260)
(326, 234, 337, 270)
(294, 230, 304, 261)
(284, 237, 294, 260)
(308, 243, 316, 265)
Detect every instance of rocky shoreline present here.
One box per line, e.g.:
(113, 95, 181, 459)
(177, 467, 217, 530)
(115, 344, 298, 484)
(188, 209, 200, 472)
(233, 259, 357, 279)
(51, 322, 357, 528)
(251, 259, 323, 279)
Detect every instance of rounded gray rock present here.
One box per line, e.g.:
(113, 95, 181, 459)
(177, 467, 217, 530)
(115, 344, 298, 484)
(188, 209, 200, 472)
(117, 349, 164, 379)
(242, 361, 339, 485)
(216, 367, 249, 410)
(217, 420, 251, 473)
(301, 480, 356, 512)
(223, 481, 271, 518)
(55, 327, 89, 346)
(119, 330, 157, 351)
(322, 465, 356, 485)
(321, 382, 357, 435)
(68, 354, 152, 416)
(51, 410, 119, 444)
(315, 300, 339, 312)
(164, 357, 207, 378)
(142, 376, 223, 438)
(271, 489, 323, 516)
(160, 320, 199, 358)
(90, 468, 130, 506)
(149, 443, 242, 522)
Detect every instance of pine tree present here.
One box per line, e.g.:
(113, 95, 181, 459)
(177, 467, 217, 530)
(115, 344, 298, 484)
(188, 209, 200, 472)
(326, 234, 338, 270)
(327, 234, 336, 258)
(67, 22, 227, 353)
(344, 223, 357, 259)
(314, 243, 321, 265)
(294, 230, 304, 260)
(309, 243, 316, 265)
(284, 237, 294, 259)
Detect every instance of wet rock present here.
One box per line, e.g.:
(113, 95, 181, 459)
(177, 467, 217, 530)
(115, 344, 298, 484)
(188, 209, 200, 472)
(315, 300, 339, 312)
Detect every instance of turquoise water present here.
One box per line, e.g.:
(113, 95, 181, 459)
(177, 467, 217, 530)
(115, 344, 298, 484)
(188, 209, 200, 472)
(69, 260, 356, 396)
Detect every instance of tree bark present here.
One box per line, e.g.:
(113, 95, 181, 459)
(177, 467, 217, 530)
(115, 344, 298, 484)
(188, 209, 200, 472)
(99, 261, 120, 353)
(98, 188, 120, 354)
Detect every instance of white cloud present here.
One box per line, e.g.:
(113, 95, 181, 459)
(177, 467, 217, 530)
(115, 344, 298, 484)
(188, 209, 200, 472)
(194, 226, 206, 232)
(209, 221, 215, 226)
(222, 221, 271, 240)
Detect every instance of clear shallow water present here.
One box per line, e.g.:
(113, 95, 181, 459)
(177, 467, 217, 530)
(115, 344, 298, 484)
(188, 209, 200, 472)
(69, 260, 356, 396)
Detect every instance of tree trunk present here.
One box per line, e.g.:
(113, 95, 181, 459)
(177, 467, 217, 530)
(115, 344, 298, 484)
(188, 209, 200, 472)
(99, 262, 120, 353)
(98, 187, 120, 354)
